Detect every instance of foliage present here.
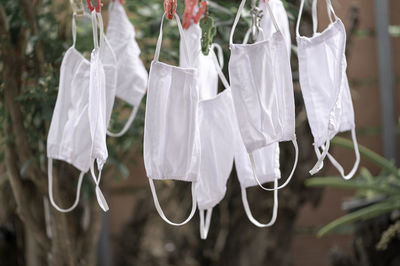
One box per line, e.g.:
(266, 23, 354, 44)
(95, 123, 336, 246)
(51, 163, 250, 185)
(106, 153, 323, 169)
(306, 136, 400, 239)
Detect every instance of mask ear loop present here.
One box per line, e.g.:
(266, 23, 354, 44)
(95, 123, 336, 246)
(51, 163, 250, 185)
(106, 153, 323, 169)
(72, 13, 77, 48)
(250, 139, 298, 191)
(90, 162, 109, 212)
(148, 179, 197, 226)
(323, 128, 360, 180)
(155, 13, 191, 67)
(241, 178, 278, 227)
(199, 208, 213, 239)
(100, 10, 138, 138)
(48, 158, 85, 213)
(309, 139, 330, 175)
(212, 43, 224, 69)
(311, 0, 336, 36)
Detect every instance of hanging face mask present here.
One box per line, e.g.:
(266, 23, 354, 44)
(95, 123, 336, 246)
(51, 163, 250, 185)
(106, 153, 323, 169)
(296, 0, 359, 179)
(143, 14, 200, 226)
(235, 136, 280, 227)
(47, 11, 110, 213)
(258, 0, 291, 57)
(179, 23, 224, 100)
(105, 0, 149, 137)
(229, 0, 298, 191)
(196, 46, 235, 239)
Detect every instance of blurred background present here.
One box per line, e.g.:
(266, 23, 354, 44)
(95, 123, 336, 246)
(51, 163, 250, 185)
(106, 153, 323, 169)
(0, 0, 399, 265)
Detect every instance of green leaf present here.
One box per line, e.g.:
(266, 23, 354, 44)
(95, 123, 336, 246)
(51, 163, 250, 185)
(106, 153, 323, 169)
(305, 177, 399, 195)
(317, 199, 400, 237)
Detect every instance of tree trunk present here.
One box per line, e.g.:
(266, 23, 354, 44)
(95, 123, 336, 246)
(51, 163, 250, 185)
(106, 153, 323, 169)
(0, 1, 103, 265)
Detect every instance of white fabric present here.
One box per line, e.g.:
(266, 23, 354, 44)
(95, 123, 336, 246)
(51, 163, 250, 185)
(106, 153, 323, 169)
(196, 47, 235, 238)
(105, 1, 148, 137)
(47, 11, 110, 212)
(179, 24, 224, 100)
(144, 14, 200, 226)
(258, 0, 291, 57)
(296, 0, 360, 179)
(229, 0, 298, 191)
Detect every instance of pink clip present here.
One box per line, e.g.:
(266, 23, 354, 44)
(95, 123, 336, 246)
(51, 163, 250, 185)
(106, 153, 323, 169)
(86, 0, 102, 12)
(193, 1, 207, 24)
(164, 0, 177, 20)
(183, 0, 198, 29)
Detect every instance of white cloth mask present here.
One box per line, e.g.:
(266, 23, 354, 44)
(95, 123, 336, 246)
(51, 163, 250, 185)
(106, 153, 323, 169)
(47, 11, 111, 213)
(258, 0, 291, 57)
(143, 14, 200, 226)
(179, 24, 224, 100)
(196, 47, 235, 239)
(105, 1, 148, 137)
(229, 0, 298, 191)
(235, 136, 280, 227)
(296, 0, 359, 179)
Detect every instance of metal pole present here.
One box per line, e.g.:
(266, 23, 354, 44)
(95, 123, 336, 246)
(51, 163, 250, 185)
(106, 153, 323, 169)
(97, 212, 111, 266)
(374, 0, 398, 164)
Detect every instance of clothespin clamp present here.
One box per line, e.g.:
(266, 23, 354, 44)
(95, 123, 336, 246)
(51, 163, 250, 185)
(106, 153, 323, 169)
(86, 0, 103, 13)
(250, 0, 263, 41)
(183, 0, 197, 29)
(164, 0, 177, 20)
(183, 0, 207, 29)
(70, 0, 85, 17)
(193, 1, 207, 24)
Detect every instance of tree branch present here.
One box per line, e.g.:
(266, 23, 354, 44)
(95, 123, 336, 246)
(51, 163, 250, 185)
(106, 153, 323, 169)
(4, 120, 50, 250)
(20, 0, 45, 76)
(0, 3, 47, 194)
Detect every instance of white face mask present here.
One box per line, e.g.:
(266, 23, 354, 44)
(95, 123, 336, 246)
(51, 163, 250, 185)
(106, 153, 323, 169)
(47, 11, 110, 213)
(105, 1, 148, 137)
(258, 0, 291, 57)
(143, 13, 200, 226)
(196, 47, 235, 239)
(229, 0, 298, 191)
(179, 24, 224, 100)
(235, 137, 280, 227)
(296, 0, 359, 179)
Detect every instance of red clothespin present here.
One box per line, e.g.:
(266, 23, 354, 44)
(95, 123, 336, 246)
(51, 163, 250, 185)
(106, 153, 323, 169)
(164, 0, 177, 20)
(193, 1, 207, 24)
(86, 0, 102, 12)
(113, 0, 125, 5)
(183, 0, 197, 29)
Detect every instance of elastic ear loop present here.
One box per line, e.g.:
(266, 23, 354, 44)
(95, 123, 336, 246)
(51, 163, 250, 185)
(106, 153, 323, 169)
(241, 179, 278, 227)
(250, 140, 299, 191)
(155, 13, 191, 66)
(100, 14, 139, 138)
(72, 13, 77, 48)
(48, 158, 85, 213)
(148, 179, 197, 226)
(311, 0, 336, 36)
(309, 139, 330, 175)
(90, 162, 110, 212)
(322, 128, 360, 180)
(199, 208, 213, 239)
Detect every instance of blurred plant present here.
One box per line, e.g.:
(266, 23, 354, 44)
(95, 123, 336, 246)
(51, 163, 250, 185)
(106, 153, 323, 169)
(306, 135, 400, 244)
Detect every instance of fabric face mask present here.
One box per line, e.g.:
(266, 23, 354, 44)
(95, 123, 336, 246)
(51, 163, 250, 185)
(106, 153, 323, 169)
(47, 11, 109, 213)
(143, 14, 200, 226)
(105, 0, 149, 137)
(258, 0, 291, 57)
(196, 47, 235, 239)
(229, 0, 298, 191)
(179, 23, 224, 100)
(296, 0, 359, 179)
